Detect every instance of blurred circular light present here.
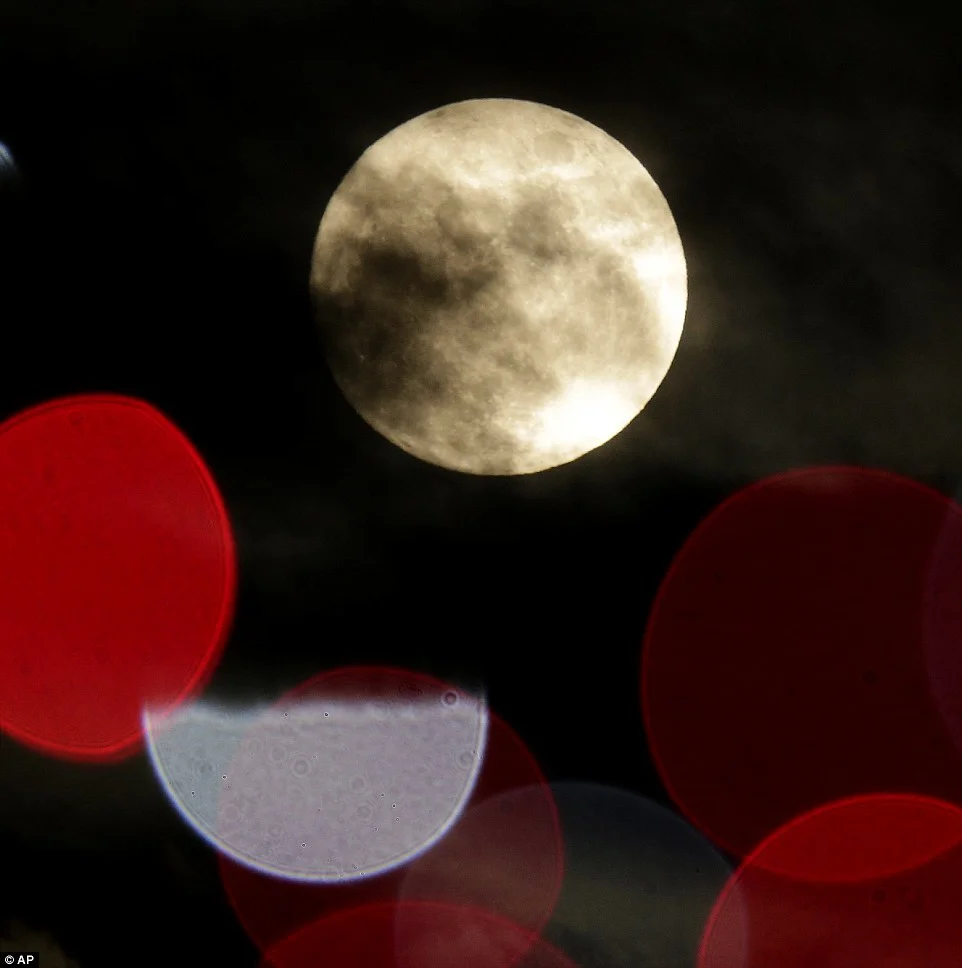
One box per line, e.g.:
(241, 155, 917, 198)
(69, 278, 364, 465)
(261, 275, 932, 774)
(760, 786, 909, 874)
(642, 466, 962, 858)
(222, 668, 562, 956)
(698, 793, 962, 968)
(0, 395, 235, 761)
(538, 782, 733, 968)
(922, 491, 962, 757)
(147, 666, 487, 883)
(261, 900, 583, 968)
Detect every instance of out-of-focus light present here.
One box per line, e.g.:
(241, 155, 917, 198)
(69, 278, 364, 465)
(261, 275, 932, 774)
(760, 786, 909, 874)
(0, 141, 17, 178)
(0, 395, 235, 762)
(922, 492, 962, 757)
(145, 667, 488, 883)
(642, 465, 962, 859)
(221, 667, 563, 959)
(534, 782, 734, 968)
(260, 900, 583, 968)
(698, 794, 962, 968)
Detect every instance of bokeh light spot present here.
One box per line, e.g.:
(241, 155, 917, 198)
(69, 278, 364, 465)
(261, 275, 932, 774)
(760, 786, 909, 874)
(0, 395, 235, 761)
(261, 900, 583, 968)
(538, 783, 733, 968)
(146, 666, 487, 884)
(222, 668, 562, 956)
(922, 492, 962, 757)
(642, 466, 962, 858)
(698, 793, 962, 968)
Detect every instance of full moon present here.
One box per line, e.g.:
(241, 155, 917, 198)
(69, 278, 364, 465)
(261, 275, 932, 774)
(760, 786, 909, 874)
(310, 98, 687, 475)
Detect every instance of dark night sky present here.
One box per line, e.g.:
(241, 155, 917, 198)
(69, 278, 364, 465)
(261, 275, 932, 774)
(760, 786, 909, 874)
(0, 1, 959, 966)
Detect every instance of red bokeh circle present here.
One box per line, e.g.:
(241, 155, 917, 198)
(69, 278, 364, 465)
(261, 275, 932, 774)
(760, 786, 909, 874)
(221, 665, 563, 956)
(0, 395, 235, 762)
(922, 496, 962, 757)
(261, 900, 583, 968)
(642, 466, 962, 858)
(698, 793, 962, 968)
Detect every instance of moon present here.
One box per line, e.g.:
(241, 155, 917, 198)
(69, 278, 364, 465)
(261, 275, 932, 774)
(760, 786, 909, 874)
(310, 98, 687, 475)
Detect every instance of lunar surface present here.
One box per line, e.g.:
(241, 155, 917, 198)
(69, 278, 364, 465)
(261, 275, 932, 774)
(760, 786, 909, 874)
(143, 688, 487, 882)
(310, 98, 687, 475)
